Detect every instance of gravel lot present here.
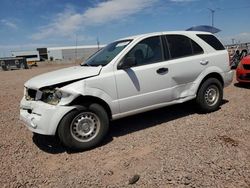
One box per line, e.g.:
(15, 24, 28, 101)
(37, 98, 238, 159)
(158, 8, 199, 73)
(0, 65, 249, 187)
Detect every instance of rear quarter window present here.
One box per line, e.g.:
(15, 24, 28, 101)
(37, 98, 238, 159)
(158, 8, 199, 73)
(197, 34, 225, 50)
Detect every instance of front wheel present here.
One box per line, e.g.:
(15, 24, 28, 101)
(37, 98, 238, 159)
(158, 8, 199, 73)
(196, 78, 223, 113)
(58, 103, 109, 151)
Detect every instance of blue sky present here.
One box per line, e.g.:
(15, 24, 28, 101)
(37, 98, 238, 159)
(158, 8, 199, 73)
(0, 0, 250, 57)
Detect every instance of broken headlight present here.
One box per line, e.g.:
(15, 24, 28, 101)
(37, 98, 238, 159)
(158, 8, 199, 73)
(41, 88, 70, 105)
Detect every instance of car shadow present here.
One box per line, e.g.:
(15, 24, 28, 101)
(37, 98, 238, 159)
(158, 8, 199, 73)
(234, 82, 250, 89)
(109, 101, 196, 138)
(32, 100, 228, 154)
(32, 134, 66, 154)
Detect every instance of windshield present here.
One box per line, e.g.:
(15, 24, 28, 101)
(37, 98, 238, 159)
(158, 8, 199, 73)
(81, 40, 132, 66)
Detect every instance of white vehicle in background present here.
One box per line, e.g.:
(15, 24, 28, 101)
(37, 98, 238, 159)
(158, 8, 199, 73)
(12, 50, 40, 67)
(20, 31, 233, 150)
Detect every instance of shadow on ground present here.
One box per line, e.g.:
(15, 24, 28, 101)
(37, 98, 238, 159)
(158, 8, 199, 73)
(32, 134, 66, 154)
(32, 100, 228, 154)
(234, 82, 250, 89)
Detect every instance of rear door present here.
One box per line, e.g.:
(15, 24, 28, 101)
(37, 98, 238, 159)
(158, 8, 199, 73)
(162, 34, 206, 96)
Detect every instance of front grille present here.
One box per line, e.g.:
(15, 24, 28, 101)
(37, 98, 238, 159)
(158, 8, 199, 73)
(26, 88, 37, 100)
(239, 73, 250, 80)
(243, 64, 250, 70)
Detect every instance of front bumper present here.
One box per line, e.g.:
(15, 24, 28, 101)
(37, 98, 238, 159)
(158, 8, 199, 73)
(20, 98, 75, 135)
(236, 69, 250, 83)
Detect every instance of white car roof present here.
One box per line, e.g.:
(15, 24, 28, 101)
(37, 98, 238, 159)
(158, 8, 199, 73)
(119, 31, 212, 41)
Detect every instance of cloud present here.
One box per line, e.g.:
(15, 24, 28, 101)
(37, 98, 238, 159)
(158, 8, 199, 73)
(221, 32, 250, 45)
(31, 0, 156, 40)
(31, 6, 82, 40)
(237, 32, 250, 42)
(0, 19, 18, 29)
(83, 0, 156, 25)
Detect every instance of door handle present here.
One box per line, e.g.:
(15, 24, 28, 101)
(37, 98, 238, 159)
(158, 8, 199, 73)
(157, 68, 168, 74)
(200, 60, 209, 65)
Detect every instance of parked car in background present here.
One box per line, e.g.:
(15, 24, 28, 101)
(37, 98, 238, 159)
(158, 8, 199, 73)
(236, 55, 250, 83)
(20, 31, 233, 150)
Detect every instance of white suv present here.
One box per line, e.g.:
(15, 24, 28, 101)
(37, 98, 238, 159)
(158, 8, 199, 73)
(20, 31, 233, 150)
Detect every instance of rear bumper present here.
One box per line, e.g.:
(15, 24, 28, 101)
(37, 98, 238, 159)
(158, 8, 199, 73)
(20, 98, 75, 135)
(223, 70, 234, 87)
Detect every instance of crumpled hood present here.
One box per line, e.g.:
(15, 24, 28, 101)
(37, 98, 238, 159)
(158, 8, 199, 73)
(25, 66, 102, 89)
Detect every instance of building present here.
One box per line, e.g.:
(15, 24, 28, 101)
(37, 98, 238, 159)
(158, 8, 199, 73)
(10, 45, 105, 63)
(47, 45, 105, 61)
(37, 48, 48, 61)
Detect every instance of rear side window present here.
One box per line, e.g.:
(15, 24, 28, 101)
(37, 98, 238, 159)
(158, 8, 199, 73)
(197, 34, 225, 50)
(165, 35, 203, 59)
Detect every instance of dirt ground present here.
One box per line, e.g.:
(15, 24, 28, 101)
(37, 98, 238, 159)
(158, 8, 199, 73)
(0, 65, 249, 188)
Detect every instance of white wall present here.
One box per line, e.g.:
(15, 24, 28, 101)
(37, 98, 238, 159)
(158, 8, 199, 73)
(47, 49, 63, 60)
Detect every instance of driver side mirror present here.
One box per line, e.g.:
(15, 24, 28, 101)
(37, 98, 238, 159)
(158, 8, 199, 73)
(118, 57, 136, 69)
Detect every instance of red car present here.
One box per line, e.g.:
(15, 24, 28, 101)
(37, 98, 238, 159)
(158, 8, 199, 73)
(236, 55, 250, 83)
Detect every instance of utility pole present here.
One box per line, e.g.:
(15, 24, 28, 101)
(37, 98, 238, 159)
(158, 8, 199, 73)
(232, 38, 235, 45)
(97, 37, 100, 50)
(208, 8, 215, 27)
(75, 34, 78, 59)
(75, 34, 78, 64)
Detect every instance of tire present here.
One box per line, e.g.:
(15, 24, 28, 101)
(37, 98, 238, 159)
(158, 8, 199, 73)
(6, 63, 10, 71)
(2, 63, 10, 71)
(196, 78, 223, 113)
(58, 103, 109, 151)
(20, 63, 25, 69)
(1, 66, 6, 71)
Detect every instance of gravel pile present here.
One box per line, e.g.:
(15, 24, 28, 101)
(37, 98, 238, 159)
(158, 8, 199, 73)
(0, 65, 249, 187)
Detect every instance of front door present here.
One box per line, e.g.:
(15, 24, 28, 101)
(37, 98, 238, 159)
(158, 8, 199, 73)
(115, 36, 173, 114)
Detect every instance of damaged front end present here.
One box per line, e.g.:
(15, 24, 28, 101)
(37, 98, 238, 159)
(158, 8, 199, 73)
(24, 77, 82, 106)
(25, 87, 72, 105)
(20, 83, 78, 135)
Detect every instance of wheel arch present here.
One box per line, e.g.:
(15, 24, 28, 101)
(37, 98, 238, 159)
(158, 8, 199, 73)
(55, 95, 112, 137)
(68, 95, 112, 120)
(196, 72, 224, 94)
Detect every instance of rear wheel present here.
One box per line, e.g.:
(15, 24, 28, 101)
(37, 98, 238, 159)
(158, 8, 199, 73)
(58, 103, 109, 150)
(20, 63, 25, 69)
(196, 78, 223, 113)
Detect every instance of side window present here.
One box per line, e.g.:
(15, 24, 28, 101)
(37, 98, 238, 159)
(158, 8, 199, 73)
(123, 36, 163, 66)
(197, 34, 225, 50)
(165, 35, 203, 59)
(191, 40, 204, 55)
(166, 35, 192, 59)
